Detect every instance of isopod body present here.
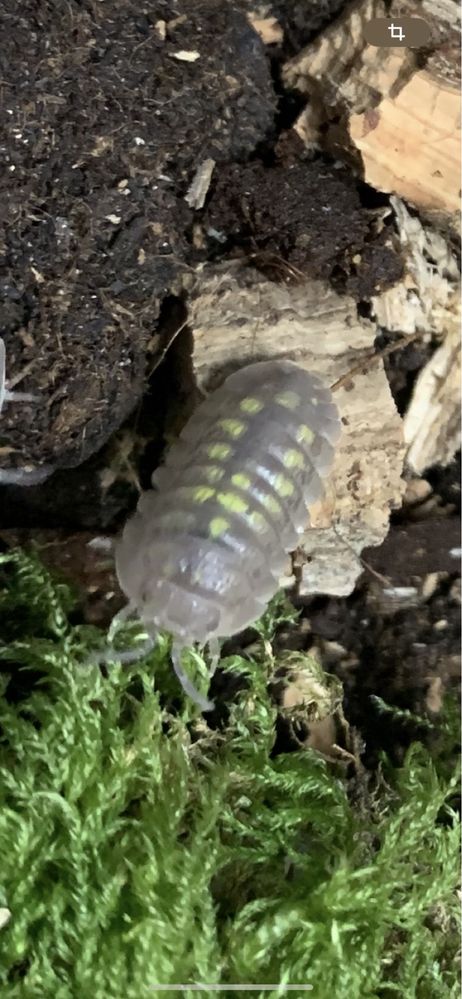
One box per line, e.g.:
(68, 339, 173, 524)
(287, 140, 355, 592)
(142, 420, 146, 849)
(115, 360, 341, 706)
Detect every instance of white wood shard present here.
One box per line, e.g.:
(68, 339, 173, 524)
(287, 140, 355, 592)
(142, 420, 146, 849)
(403, 320, 461, 475)
(185, 159, 216, 211)
(370, 197, 461, 475)
(187, 263, 406, 597)
(371, 197, 460, 335)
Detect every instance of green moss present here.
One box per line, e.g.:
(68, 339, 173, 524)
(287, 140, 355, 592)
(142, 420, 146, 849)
(0, 551, 459, 999)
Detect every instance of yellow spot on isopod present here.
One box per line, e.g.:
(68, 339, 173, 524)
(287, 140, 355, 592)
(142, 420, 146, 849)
(219, 418, 247, 439)
(231, 472, 251, 490)
(240, 396, 264, 414)
(248, 510, 267, 532)
(217, 491, 248, 514)
(285, 449, 305, 470)
(192, 486, 215, 503)
(209, 516, 230, 538)
(204, 465, 225, 484)
(275, 390, 300, 410)
(296, 424, 315, 445)
(260, 493, 282, 514)
(274, 475, 295, 498)
(207, 443, 232, 460)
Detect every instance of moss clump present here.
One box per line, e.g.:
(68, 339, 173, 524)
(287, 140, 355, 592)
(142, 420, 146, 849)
(0, 550, 459, 999)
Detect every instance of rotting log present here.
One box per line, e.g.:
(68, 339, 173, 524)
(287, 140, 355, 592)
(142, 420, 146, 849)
(187, 263, 406, 598)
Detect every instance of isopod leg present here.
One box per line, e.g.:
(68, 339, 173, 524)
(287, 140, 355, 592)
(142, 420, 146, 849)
(171, 642, 215, 713)
(88, 605, 157, 666)
(110, 636, 157, 664)
(207, 636, 221, 676)
(90, 634, 157, 666)
(107, 601, 137, 643)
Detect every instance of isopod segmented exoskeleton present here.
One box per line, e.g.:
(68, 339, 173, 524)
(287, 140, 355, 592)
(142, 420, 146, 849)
(115, 359, 341, 709)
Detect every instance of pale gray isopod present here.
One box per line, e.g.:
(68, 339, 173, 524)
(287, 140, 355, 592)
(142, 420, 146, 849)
(115, 360, 341, 709)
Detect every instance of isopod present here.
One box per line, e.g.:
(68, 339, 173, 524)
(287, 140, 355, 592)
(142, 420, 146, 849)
(115, 360, 341, 709)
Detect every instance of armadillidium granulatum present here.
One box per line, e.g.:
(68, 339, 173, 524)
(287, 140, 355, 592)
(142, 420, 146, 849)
(115, 360, 341, 709)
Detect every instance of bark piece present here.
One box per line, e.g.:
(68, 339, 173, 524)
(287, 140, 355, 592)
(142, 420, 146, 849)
(370, 201, 460, 476)
(188, 263, 405, 597)
(285, 0, 396, 108)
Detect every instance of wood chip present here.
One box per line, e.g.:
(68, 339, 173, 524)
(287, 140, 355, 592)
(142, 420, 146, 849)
(170, 50, 200, 62)
(403, 478, 432, 506)
(247, 15, 283, 45)
(348, 66, 460, 217)
(154, 19, 167, 41)
(184, 159, 215, 210)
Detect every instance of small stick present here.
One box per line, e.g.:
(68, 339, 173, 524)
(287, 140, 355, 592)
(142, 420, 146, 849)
(331, 523, 392, 587)
(330, 331, 422, 393)
(147, 319, 189, 379)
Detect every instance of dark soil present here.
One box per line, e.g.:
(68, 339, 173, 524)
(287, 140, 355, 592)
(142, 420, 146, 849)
(305, 569, 460, 767)
(200, 157, 402, 296)
(0, 0, 275, 473)
(272, 0, 349, 49)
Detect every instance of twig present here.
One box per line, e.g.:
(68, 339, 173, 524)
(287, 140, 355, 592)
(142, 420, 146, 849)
(330, 331, 422, 393)
(331, 523, 392, 587)
(146, 319, 189, 379)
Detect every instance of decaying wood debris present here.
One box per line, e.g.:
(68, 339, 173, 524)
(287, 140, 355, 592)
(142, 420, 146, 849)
(187, 263, 406, 598)
(185, 159, 216, 210)
(371, 197, 460, 337)
(372, 197, 461, 475)
(246, 13, 283, 45)
(403, 322, 461, 475)
(284, 0, 461, 229)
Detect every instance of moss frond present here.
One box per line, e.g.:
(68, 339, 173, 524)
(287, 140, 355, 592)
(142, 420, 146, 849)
(0, 550, 459, 999)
